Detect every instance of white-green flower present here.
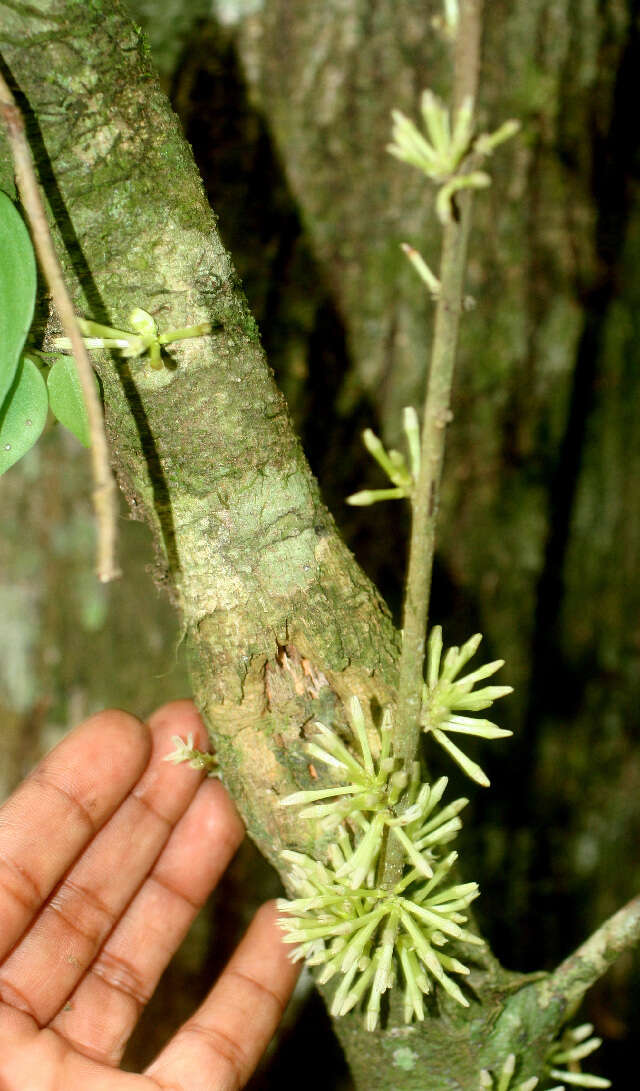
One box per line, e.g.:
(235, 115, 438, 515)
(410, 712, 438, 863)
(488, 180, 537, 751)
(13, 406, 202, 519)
(278, 694, 488, 1029)
(421, 627, 513, 786)
(279, 697, 399, 831)
(278, 698, 481, 1028)
(387, 89, 520, 223)
(543, 1023, 611, 1089)
(480, 1053, 539, 1091)
(281, 700, 467, 885)
(163, 733, 219, 776)
(388, 91, 475, 181)
(53, 308, 212, 370)
(278, 835, 480, 1030)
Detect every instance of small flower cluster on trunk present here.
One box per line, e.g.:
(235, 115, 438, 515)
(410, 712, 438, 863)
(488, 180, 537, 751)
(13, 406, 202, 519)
(278, 631, 512, 1030)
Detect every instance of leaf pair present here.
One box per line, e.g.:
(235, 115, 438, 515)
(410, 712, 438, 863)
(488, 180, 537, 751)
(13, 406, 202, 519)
(0, 191, 93, 476)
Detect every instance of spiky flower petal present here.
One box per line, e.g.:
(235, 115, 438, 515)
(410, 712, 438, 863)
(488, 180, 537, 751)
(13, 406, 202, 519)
(543, 1023, 611, 1089)
(278, 699, 480, 1028)
(479, 1053, 539, 1091)
(421, 627, 513, 786)
(278, 833, 480, 1029)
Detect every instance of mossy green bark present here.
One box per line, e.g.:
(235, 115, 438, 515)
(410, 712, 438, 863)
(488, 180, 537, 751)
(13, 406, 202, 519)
(0, 0, 400, 851)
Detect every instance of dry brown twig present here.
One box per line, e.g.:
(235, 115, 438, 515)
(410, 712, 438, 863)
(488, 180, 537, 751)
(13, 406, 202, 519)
(0, 71, 120, 582)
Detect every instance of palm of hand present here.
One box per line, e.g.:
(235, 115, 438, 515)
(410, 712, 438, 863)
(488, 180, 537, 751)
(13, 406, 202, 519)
(0, 702, 298, 1091)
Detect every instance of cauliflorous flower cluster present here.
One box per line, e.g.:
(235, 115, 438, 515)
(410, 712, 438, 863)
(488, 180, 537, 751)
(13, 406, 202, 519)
(278, 694, 489, 1029)
(421, 626, 513, 786)
(278, 628, 514, 1031)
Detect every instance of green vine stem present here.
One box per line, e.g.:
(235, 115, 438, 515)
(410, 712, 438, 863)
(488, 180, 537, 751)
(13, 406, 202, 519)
(383, 0, 484, 887)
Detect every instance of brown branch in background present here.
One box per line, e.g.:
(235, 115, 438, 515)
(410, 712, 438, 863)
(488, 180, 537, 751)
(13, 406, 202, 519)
(0, 71, 120, 582)
(537, 893, 640, 1011)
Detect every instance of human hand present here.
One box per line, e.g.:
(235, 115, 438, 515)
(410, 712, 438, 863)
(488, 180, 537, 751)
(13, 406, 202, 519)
(0, 701, 300, 1090)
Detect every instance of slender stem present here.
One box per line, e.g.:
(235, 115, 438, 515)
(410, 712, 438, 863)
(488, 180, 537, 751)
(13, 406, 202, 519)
(536, 893, 640, 1012)
(382, 0, 484, 887)
(0, 73, 120, 582)
(395, 206, 474, 769)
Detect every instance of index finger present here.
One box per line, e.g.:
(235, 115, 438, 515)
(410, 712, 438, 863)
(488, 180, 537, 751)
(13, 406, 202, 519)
(0, 709, 150, 963)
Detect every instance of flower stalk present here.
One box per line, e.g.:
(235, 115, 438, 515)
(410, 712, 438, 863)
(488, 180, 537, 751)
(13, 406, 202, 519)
(382, 1, 484, 887)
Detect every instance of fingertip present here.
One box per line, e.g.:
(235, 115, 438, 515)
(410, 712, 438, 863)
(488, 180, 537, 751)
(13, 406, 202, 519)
(245, 900, 302, 987)
(253, 898, 283, 931)
(195, 775, 245, 847)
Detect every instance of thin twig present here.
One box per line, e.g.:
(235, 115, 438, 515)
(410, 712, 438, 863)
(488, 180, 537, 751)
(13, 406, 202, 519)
(0, 72, 120, 582)
(382, 0, 484, 886)
(536, 893, 640, 1011)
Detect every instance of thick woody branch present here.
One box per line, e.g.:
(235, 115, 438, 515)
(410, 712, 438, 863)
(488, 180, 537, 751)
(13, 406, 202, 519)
(537, 893, 640, 1011)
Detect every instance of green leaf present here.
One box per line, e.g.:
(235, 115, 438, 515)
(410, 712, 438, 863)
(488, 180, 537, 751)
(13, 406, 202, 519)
(47, 355, 98, 447)
(0, 356, 48, 475)
(0, 191, 37, 410)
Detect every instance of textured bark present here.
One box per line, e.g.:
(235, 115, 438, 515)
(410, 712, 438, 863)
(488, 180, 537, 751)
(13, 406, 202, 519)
(2, 1, 639, 1088)
(0, 0, 397, 855)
